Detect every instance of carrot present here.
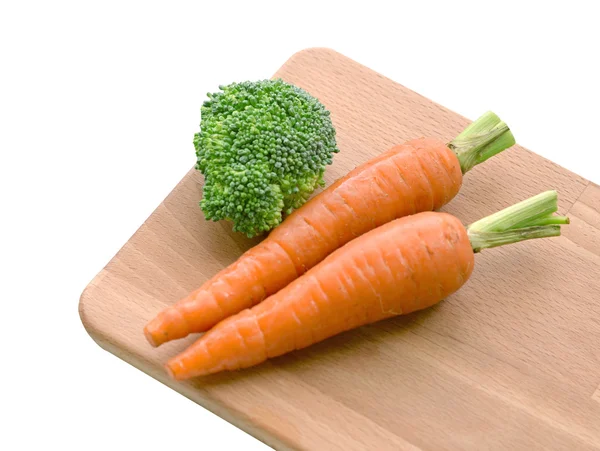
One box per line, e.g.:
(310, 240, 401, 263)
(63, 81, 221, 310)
(166, 191, 568, 379)
(144, 111, 515, 347)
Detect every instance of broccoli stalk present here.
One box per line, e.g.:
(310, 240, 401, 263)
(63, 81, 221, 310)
(194, 79, 339, 237)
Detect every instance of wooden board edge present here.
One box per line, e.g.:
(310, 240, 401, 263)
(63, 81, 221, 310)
(79, 269, 109, 346)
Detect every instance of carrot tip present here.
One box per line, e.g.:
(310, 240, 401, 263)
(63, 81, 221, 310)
(165, 362, 177, 380)
(143, 325, 160, 348)
(165, 360, 188, 381)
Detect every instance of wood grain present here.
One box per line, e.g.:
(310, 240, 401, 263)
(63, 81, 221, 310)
(79, 48, 600, 450)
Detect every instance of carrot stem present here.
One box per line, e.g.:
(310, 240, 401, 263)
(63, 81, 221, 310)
(467, 190, 569, 252)
(448, 111, 516, 174)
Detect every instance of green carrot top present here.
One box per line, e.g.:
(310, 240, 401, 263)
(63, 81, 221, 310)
(467, 190, 569, 252)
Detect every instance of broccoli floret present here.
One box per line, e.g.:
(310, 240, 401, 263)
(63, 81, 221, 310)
(194, 78, 339, 237)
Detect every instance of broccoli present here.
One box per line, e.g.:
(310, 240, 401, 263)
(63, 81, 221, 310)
(194, 78, 339, 237)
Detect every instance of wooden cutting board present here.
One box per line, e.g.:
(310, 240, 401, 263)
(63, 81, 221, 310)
(79, 48, 600, 450)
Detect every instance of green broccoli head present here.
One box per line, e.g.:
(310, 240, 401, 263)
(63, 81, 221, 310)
(194, 78, 339, 237)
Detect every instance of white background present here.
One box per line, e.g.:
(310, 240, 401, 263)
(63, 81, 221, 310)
(1, 1, 598, 450)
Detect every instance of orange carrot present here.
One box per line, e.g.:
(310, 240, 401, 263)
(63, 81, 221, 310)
(166, 191, 568, 379)
(145, 112, 515, 347)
